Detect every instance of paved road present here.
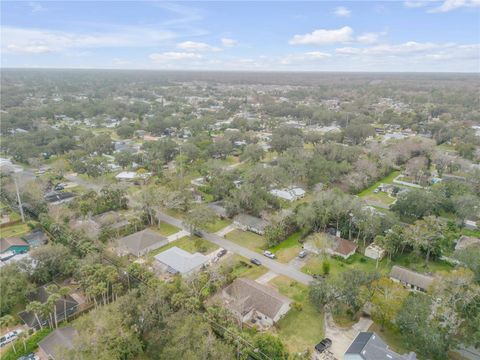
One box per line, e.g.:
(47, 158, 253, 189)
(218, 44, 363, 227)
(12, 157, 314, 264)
(157, 211, 313, 285)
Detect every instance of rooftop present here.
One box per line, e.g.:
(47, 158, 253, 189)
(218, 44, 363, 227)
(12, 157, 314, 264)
(154, 246, 208, 274)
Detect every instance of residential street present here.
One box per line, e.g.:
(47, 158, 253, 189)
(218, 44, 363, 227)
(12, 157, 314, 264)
(157, 211, 314, 285)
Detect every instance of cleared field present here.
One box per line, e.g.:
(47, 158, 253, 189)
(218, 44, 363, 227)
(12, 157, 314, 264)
(270, 275, 324, 353)
(225, 229, 267, 253)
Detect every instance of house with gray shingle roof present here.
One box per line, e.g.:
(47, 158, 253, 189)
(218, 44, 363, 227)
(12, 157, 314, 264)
(154, 246, 208, 276)
(389, 266, 434, 292)
(345, 332, 416, 360)
(38, 326, 78, 360)
(233, 214, 269, 235)
(116, 229, 168, 257)
(222, 278, 291, 328)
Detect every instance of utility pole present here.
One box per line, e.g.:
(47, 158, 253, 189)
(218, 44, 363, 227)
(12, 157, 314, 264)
(14, 176, 25, 222)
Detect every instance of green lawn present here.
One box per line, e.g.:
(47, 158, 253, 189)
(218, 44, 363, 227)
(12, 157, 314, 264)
(358, 171, 401, 196)
(269, 232, 303, 263)
(0, 222, 31, 238)
(156, 222, 181, 236)
(225, 229, 267, 253)
(201, 218, 232, 233)
(269, 276, 324, 353)
(148, 235, 218, 257)
(302, 252, 453, 278)
(228, 254, 269, 280)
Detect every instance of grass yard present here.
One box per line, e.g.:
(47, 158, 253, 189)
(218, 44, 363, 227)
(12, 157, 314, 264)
(269, 276, 324, 353)
(156, 222, 181, 236)
(148, 235, 218, 257)
(225, 229, 267, 253)
(0, 222, 31, 238)
(302, 252, 452, 278)
(269, 232, 303, 263)
(227, 254, 269, 280)
(358, 171, 401, 197)
(201, 218, 232, 233)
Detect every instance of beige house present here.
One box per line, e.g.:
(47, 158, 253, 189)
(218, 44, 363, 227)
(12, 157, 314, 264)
(222, 278, 291, 328)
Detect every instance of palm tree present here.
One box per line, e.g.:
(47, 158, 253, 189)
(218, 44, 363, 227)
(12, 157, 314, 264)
(17, 331, 28, 352)
(58, 287, 71, 323)
(47, 294, 61, 328)
(26, 301, 44, 330)
(0, 315, 17, 353)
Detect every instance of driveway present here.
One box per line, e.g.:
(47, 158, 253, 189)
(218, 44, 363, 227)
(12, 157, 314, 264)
(324, 313, 373, 359)
(65, 173, 103, 192)
(157, 211, 314, 285)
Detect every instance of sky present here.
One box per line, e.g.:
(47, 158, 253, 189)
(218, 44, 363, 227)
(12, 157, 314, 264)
(1, 1, 479, 72)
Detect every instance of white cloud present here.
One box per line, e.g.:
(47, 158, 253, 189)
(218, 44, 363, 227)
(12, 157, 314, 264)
(112, 58, 131, 66)
(356, 32, 384, 44)
(2, 26, 176, 54)
(149, 52, 202, 62)
(403, 0, 435, 8)
(221, 38, 237, 47)
(280, 51, 331, 65)
(177, 41, 221, 52)
(336, 41, 457, 56)
(289, 26, 354, 45)
(431, 0, 480, 12)
(334, 6, 351, 17)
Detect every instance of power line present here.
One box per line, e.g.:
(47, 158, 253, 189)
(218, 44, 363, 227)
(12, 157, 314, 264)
(2, 191, 273, 360)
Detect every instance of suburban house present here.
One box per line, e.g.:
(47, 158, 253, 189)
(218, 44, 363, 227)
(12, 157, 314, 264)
(115, 171, 151, 182)
(154, 246, 208, 276)
(364, 243, 386, 260)
(22, 229, 48, 247)
(389, 266, 434, 292)
(455, 235, 480, 251)
(304, 234, 357, 259)
(233, 214, 269, 235)
(115, 229, 168, 257)
(329, 237, 357, 259)
(19, 285, 80, 329)
(269, 187, 306, 202)
(344, 332, 416, 360)
(222, 278, 291, 328)
(208, 201, 228, 219)
(38, 326, 78, 360)
(0, 237, 29, 254)
(44, 191, 75, 204)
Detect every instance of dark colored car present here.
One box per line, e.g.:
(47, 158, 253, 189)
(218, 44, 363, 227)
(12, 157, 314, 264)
(217, 248, 227, 257)
(315, 338, 332, 353)
(250, 258, 262, 266)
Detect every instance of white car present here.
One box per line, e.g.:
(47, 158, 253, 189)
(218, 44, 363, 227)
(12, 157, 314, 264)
(263, 250, 276, 259)
(0, 329, 23, 347)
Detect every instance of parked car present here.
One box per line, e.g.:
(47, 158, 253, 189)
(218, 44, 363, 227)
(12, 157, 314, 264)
(18, 353, 40, 360)
(217, 248, 227, 257)
(54, 184, 64, 191)
(250, 258, 262, 266)
(298, 250, 307, 258)
(263, 250, 275, 259)
(315, 338, 332, 353)
(0, 329, 23, 348)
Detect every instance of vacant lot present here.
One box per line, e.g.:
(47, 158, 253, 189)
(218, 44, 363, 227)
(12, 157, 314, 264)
(358, 170, 400, 205)
(225, 254, 269, 280)
(225, 229, 267, 253)
(269, 275, 324, 353)
(0, 222, 31, 238)
(269, 232, 303, 263)
(201, 218, 232, 233)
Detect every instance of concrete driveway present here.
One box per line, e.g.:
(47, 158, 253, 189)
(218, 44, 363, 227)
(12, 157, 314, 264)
(323, 313, 373, 359)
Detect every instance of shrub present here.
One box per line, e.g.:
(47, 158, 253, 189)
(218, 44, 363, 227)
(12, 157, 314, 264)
(322, 260, 331, 275)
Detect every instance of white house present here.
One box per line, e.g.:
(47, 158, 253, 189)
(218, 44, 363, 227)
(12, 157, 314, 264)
(364, 243, 386, 260)
(269, 187, 306, 202)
